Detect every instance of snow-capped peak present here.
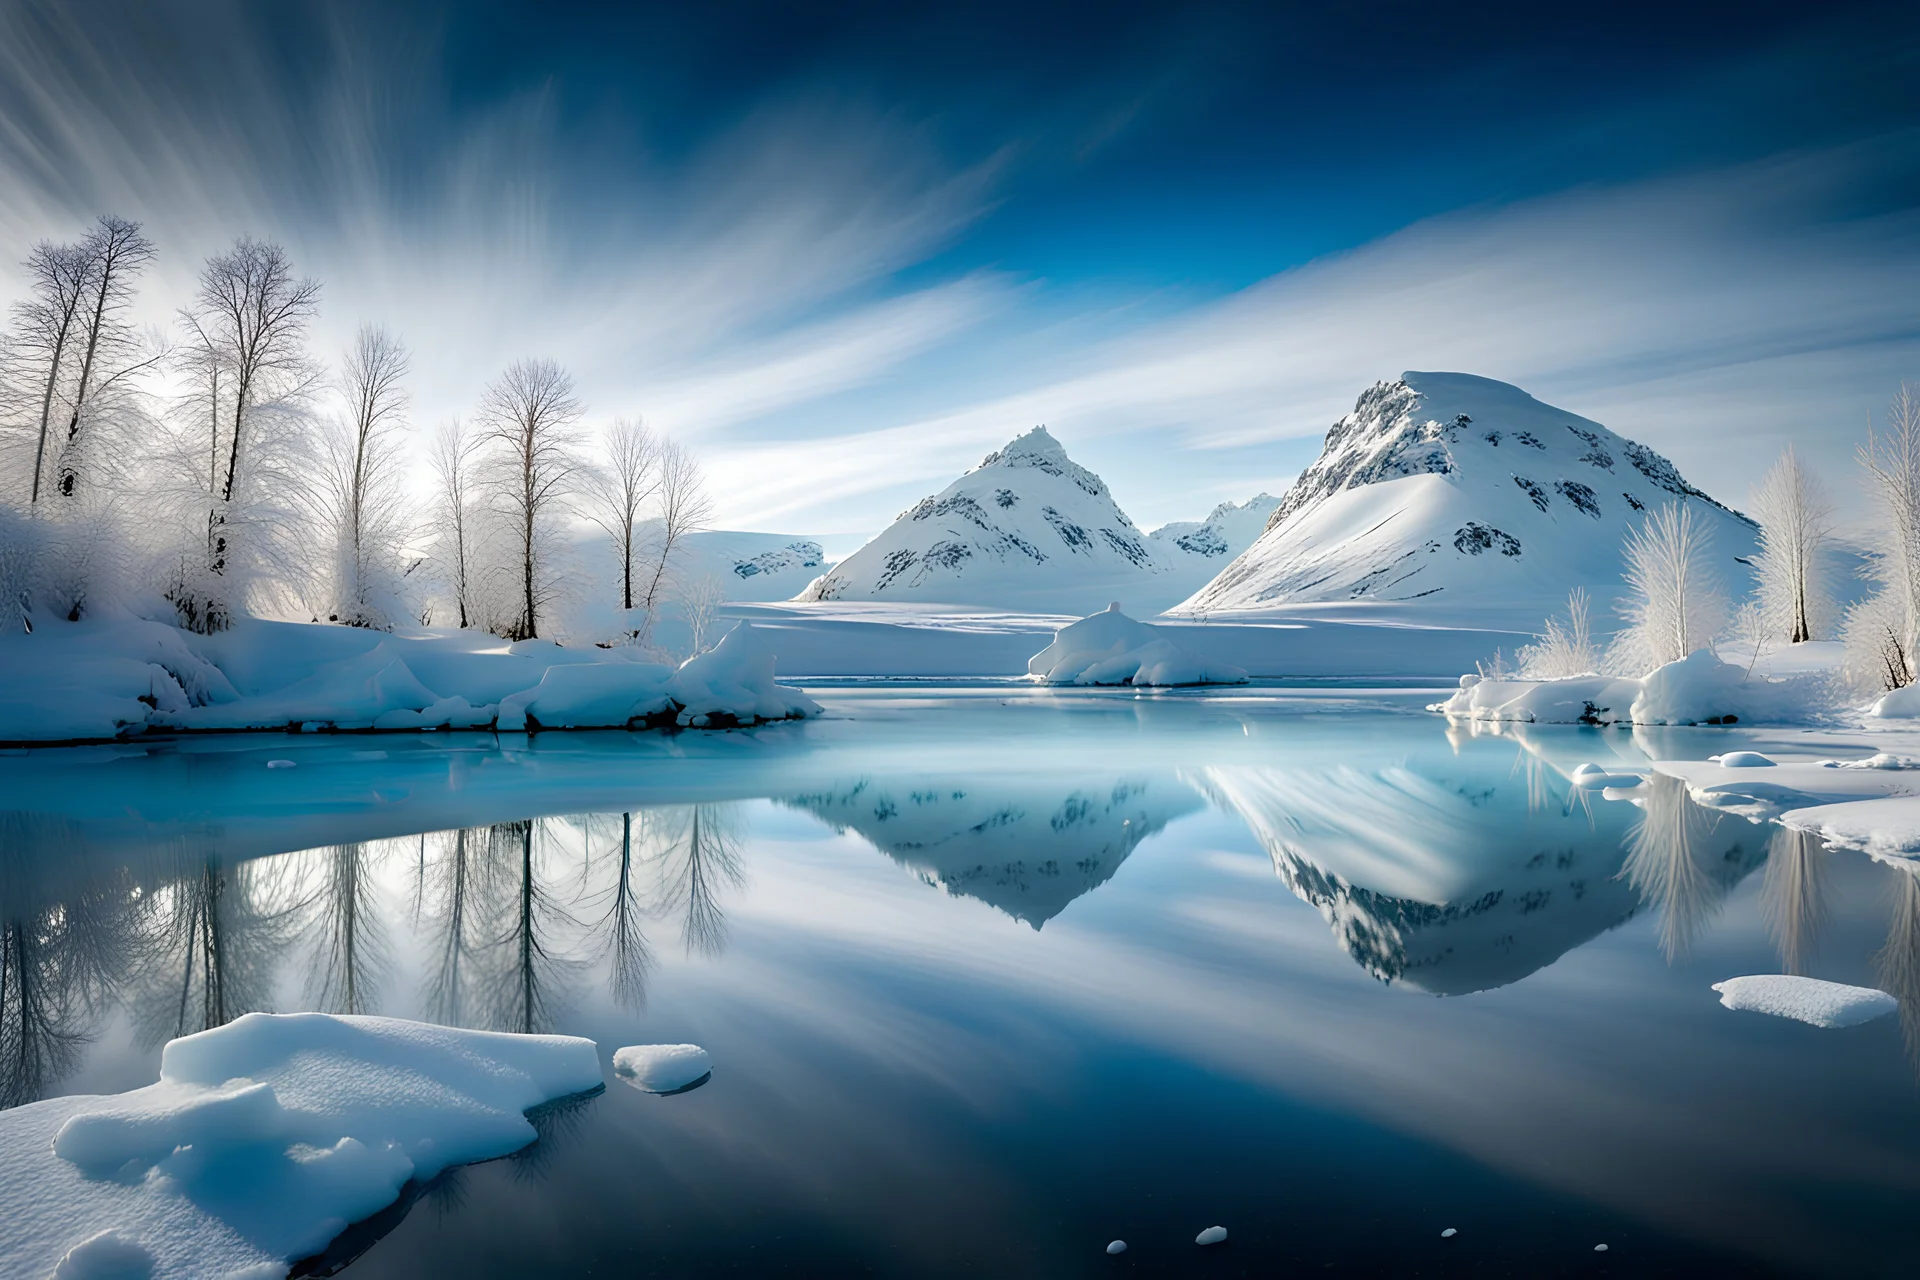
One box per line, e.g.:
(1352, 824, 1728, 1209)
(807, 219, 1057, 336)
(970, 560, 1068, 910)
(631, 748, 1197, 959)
(797, 426, 1167, 614)
(1177, 372, 1756, 623)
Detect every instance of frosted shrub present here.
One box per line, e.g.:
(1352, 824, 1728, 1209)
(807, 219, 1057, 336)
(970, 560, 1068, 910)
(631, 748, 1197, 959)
(1518, 588, 1600, 678)
(1843, 587, 1914, 694)
(1614, 504, 1727, 674)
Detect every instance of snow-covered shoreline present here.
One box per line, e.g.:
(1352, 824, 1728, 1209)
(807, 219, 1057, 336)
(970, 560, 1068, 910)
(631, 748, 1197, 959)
(0, 615, 820, 745)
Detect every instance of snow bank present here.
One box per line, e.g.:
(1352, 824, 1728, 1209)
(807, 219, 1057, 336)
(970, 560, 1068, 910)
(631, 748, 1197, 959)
(1027, 603, 1248, 687)
(1712, 976, 1897, 1028)
(0, 616, 818, 743)
(611, 1044, 712, 1093)
(1652, 751, 1920, 856)
(0, 1012, 602, 1280)
(1432, 650, 1825, 727)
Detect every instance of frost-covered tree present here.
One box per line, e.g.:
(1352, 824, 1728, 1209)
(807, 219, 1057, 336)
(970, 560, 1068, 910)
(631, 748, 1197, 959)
(53, 216, 159, 503)
(1842, 585, 1914, 694)
(323, 326, 412, 628)
(1616, 503, 1726, 672)
(635, 438, 713, 650)
(1853, 384, 1920, 689)
(11, 238, 91, 506)
(583, 417, 658, 618)
(476, 358, 583, 640)
(429, 417, 484, 629)
(1518, 587, 1599, 678)
(1750, 446, 1832, 644)
(170, 239, 322, 632)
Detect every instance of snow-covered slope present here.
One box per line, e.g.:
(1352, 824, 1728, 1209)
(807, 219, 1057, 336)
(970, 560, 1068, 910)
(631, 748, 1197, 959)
(796, 427, 1178, 616)
(680, 530, 830, 602)
(1178, 373, 1758, 626)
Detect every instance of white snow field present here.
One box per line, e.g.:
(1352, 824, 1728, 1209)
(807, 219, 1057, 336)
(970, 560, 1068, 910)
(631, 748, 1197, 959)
(0, 1013, 603, 1280)
(1431, 650, 1829, 727)
(1178, 372, 1760, 627)
(1712, 976, 1897, 1028)
(796, 427, 1271, 616)
(1028, 604, 1248, 686)
(611, 1044, 713, 1094)
(0, 616, 820, 744)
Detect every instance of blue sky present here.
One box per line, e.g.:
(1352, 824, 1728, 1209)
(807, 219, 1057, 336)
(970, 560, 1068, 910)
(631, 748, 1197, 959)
(3, 0, 1918, 546)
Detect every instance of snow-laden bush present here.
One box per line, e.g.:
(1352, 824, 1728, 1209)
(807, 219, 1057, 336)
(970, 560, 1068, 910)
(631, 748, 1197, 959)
(1517, 588, 1601, 678)
(1612, 503, 1727, 675)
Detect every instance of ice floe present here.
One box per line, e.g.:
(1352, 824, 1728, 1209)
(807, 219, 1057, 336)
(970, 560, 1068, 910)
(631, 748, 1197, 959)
(612, 1043, 713, 1094)
(1195, 1226, 1228, 1246)
(1028, 604, 1247, 687)
(1712, 975, 1897, 1028)
(0, 1012, 603, 1279)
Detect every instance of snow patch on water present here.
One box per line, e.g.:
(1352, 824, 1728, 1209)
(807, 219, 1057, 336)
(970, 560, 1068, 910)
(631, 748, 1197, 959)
(1712, 975, 1897, 1028)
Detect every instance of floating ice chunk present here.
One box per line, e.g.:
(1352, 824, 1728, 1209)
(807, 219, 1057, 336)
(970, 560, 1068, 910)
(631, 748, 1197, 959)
(1570, 762, 1642, 789)
(265, 759, 295, 769)
(1441, 1228, 1457, 1238)
(1028, 605, 1247, 687)
(1594, 1244, 1609, 1252)
(51, 1230, 154, 1279)
(612, 1043, 713, 1094)
(1712, 975, 1897, 1028)
(0, 1013, 602, 1280)
(1717, 751, 1775, 768)
(1106, 1240, 1127, 1255)
(1195, 1226, 1228, 1246)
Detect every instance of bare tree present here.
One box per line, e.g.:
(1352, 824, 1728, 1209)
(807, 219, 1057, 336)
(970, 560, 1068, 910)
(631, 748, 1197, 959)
(636, 438, 713, 650)
(584, 418, 658, 618)
(1518, 587, 1599, 678)
(173, 239, 322, 632)
(55, 216, 158, 501)
(13, 239, 90, 505)
(430, 418, 484, 629)
(1750, 446, 1833, 644)
(1616, 503, 1726, 671)
(476, 359, 583, 640)
(1857, 384, 1920, 683)
(325, 325, 412, 628)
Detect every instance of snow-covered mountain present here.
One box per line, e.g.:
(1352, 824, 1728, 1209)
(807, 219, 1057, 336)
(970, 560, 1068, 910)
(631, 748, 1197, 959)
(1177, 373, 1758, 624)
(796, 428, 1276, 615)
(679, 530, 829, 602)
(1148, 493, 1279, 562)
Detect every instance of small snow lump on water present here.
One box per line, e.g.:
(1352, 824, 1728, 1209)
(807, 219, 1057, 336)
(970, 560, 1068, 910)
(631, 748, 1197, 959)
(612, 1043, 713, 1093)
(1441, 1228, 1457, 1238)
(1105, 1240, 1127, 1255)
(1195, 1226, 1227, 1246)
(1712, 975, 1896, 1028)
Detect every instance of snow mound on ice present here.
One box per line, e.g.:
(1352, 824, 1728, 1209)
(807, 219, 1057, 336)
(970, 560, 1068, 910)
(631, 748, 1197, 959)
(1196, 1226, 1228, 1246)
(611, 1044, 712, 1093)
(0, 1012, 602, 1280)
(1712, 975, 1897, 1028)
(1178, 372, 1757, 624)
(1432, 651, 1823, 726)
(1717, 751, 1776, 768)
(1868, 684, 1920, 719)
(0, 615, 818, 742)
(796, 427, 1176, 615)
(1028, 603, 1248, 687)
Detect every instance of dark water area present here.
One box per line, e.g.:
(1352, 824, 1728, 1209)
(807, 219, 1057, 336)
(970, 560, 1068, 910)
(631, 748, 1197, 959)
(3, 686, 1919, 1277)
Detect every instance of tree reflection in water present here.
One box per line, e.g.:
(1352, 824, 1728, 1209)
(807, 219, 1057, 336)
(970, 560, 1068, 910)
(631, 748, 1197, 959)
(136, 852, 303, 1046)
(306, 842, 392, 1015)
(1875, 862, 1920, 1075)
(1621, 774, 1754, 961)
(1760, 826, 1829, 976)
(650, 805, 745, 960)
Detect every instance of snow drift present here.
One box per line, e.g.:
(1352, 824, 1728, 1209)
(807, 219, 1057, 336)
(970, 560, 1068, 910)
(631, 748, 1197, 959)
(1431, 650, 1825, 727)
(0, 1012, 603, 1280)
(0, 615, 820, 743)
(1178, 372, 1758, 626)
(1027, 603, 1248, 687)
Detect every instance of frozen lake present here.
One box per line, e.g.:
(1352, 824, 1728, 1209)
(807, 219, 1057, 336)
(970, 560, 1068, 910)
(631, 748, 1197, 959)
(3, 685, 1917, 1277)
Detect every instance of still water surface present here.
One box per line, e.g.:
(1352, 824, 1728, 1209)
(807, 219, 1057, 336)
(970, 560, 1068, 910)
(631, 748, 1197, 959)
(3, 686, 1918, 1277)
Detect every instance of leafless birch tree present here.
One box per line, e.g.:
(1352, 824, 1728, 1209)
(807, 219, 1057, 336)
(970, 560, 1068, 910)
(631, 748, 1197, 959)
(477, 358, 583, 640)
(430, 418, 484, 629)
(1855, 384, 1920, 685)
(324, 325, 411, 628)
(584, 417, 658, 616)
(1750, 446, 1832, 644)
(54, 216, 158, 501)
(636, 437, 713, 649)
(172, 239, 322, 631)
(12, 239, 90, 506)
